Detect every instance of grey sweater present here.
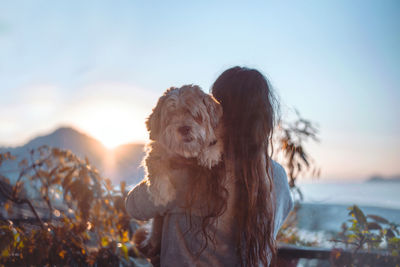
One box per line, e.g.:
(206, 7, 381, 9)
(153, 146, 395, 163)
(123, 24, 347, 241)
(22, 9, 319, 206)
(125, 159, 293, 267)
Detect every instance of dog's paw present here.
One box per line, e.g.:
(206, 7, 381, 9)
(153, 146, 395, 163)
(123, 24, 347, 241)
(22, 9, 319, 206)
(198, 141, 223, 169)
(148, 176, 176, 206)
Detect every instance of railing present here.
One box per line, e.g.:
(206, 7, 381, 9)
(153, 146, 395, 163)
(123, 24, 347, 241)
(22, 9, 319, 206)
(278, 244, 400, 267)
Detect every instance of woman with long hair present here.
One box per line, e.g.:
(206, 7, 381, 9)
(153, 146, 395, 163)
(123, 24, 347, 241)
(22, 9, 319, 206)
(125, 66, 293, 266)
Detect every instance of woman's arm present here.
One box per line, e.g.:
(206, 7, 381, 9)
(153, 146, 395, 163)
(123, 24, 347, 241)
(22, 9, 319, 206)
(125, 180, 173, 221)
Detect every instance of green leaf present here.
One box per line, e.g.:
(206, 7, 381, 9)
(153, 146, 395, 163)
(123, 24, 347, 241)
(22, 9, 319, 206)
(351, 205, 367, 229)
(386, 229, 395, 238)
(120, 243, 128, 259)
(17, 240, 24, 249)
(101, 237, 109, 247)
(1, 248, 9, 258)
(121, 231, 129, 243)
(367, 214, 389, 224)
(367, 222, 382, 230)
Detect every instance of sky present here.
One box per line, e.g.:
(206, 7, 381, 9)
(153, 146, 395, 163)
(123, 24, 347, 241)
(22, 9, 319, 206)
(0, 0, 399, 180)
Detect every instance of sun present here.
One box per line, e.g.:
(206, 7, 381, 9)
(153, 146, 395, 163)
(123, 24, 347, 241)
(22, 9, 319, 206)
(97, 130, 129, 150)
(70, 99, 148, 149)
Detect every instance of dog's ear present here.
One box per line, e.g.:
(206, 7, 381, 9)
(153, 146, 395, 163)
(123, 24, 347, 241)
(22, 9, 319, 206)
(146, 87, 177, 140)
(203, 94, 223, 129)
(146, 102, 162, 140)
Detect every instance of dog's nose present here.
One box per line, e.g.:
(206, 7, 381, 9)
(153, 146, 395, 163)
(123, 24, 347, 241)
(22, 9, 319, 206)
(178, 126, 191, 136)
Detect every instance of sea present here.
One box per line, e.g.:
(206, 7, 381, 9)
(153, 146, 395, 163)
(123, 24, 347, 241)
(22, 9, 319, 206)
(293, 181, 400, 247)
(298, 181, 400, 210)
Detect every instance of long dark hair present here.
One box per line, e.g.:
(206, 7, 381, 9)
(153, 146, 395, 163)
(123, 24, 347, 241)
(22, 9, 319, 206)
(211, 66, 278, 266)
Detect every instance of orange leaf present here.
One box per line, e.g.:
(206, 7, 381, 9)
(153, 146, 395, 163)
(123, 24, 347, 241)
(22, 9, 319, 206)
(59, 250, 66, 259)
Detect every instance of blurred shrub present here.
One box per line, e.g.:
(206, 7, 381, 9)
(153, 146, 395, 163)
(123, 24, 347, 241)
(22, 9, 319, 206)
(0, 146, 144, 266)
(275, 112, 321, 247)
(333, 205, 400, 255)
(274, 111, 320, 201)
(330, 205, 400, 266)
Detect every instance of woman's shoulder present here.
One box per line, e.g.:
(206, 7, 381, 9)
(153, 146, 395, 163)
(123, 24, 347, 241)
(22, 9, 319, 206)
(269, 159, 289, 191)
(268, 159, 294, 236)
(270, 160, 287, 180)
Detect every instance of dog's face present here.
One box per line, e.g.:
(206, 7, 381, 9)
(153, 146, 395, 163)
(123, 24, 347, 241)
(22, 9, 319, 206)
(146, 85, 222, 159)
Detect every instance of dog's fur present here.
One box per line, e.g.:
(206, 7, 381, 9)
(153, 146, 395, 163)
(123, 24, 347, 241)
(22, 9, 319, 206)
(135, 85, 223, 260)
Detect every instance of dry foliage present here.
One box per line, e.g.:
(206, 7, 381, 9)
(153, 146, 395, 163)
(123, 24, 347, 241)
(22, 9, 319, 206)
(274, 110, 320, 199)
(0, 146, 141, 266)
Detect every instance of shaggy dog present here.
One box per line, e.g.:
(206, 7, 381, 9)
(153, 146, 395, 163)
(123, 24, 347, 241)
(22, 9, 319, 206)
(134, 85, 223, 262)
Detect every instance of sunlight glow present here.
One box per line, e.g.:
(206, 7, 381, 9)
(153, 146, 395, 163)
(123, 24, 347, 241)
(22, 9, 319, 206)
(69, 97, 149, 149)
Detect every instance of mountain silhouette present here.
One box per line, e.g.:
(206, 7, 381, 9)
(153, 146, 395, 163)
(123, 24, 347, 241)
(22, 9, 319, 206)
(366, 175, 400, 183)
(0, 127, 145, 186)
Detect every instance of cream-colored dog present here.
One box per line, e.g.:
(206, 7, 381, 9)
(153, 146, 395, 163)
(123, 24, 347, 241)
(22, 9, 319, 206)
(144, 84, 223, 206)
(135, 85, 223, 260)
